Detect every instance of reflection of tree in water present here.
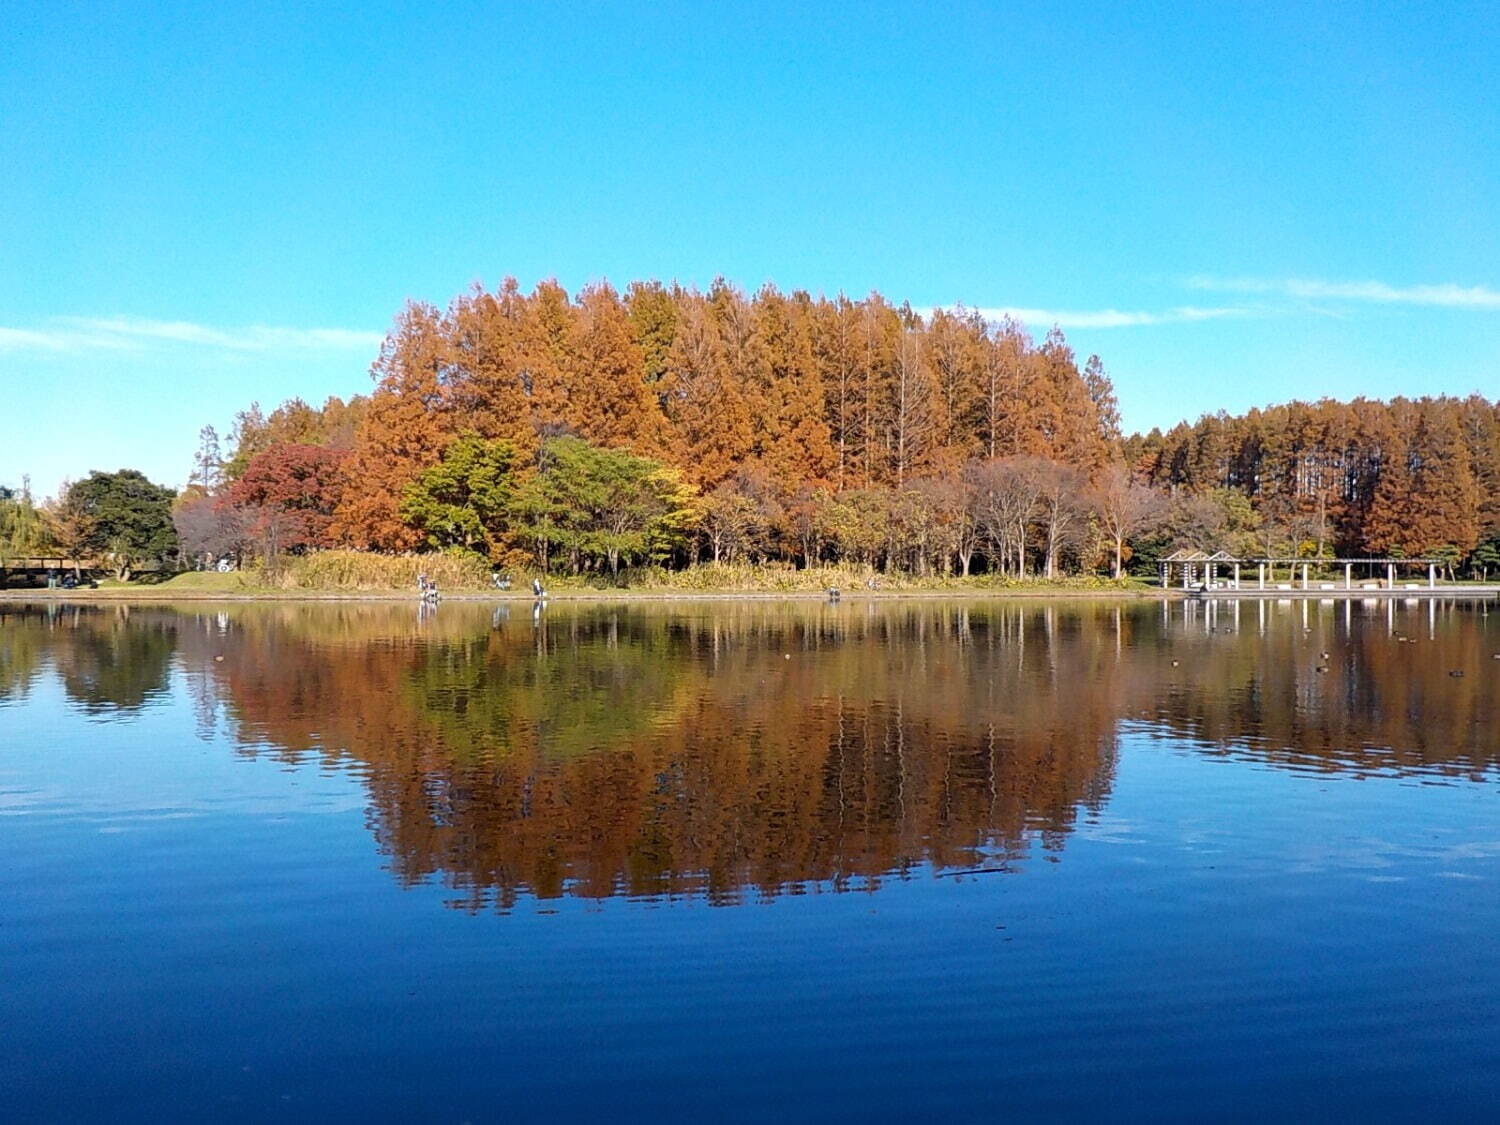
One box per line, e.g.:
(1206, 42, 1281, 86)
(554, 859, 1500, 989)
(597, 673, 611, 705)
(200, 602, 1124, 908)
(1130, 599, 1500, 780)
(196, 599, 1500, 907)
(0, 606, 49, 703)
(0, 604, 175, 713)
(9, 597, 1495, 907)
(59, 614, 176, 714)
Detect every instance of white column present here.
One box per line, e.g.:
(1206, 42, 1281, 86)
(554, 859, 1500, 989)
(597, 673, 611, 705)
(1234, 563, 1241, 589)
(1428, 563, 1436, 588)
(1302, 563, 1309, 590)
(1258, 563, 1265, 590)
(1387, 563, 1395, 587)
(1344, 562, 1352, 590)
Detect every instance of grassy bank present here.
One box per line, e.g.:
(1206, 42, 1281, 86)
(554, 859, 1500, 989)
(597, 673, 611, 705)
(2, 551, 1169, 600)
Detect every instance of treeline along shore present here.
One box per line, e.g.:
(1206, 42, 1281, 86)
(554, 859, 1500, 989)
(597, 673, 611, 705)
(3, 276, 1498, 592)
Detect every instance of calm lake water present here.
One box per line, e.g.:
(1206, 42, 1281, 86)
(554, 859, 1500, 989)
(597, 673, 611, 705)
(2, 596, 1498, 1121)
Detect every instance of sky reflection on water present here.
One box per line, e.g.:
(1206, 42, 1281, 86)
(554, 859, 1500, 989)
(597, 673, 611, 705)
(1, 598, 1498, 1121)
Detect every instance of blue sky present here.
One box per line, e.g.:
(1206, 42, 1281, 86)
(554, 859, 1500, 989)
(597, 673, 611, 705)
(3, 1, 1497, 498)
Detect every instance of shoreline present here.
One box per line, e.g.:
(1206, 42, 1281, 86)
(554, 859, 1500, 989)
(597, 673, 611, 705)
(0, 586, 1183, 604)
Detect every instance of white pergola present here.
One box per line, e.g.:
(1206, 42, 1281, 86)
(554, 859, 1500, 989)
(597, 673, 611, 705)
(1159, 551, 1447, 591)
(1159, 550, 1237, 590)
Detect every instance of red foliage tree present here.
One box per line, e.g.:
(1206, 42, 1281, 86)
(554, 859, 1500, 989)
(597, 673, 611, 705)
(230, 444, 351, 551)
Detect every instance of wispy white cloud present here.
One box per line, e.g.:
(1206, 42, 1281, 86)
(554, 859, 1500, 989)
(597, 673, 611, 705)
(0, 327, 86, 352)
(0, 316, 383, 355)
(950, 305, 1250, 330)
(1187, 276, 1500, 309)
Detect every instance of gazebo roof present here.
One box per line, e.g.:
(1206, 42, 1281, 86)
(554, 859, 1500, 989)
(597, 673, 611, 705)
(1162, 549, 1241, 563)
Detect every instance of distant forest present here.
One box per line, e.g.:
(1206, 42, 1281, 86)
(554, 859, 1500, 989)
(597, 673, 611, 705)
(7, 277, 1499, 580)
(1126, 397, 1499, 565)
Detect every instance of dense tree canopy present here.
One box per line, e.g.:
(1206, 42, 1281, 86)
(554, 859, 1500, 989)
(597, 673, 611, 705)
(224, 395, 367, 481)
(205, 277, 1120, 576)
(1126, 395, 1499, 566)
(154, 276, 1498, 582)
(515, 437, 698, 574)
(63, 470, 178, 577)
(228, 444, 350, 555)
(400, 435, 521, 557)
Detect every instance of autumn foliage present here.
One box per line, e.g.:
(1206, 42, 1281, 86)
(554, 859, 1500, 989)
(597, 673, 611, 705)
(311, 278, 1121, 572)
(181, 276, 1500, 580)
(228, 444, 350, 552)
(1126, 395, 1500, 563)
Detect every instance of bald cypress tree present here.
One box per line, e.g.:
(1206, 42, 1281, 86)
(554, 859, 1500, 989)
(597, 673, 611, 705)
(517, 280, 578, 446)
(333, 301, 456, 550)
(1457, 394, 1500, 542)
(1406, 400, 1479, 557)
(662, 297, 754, 488)
(569, 283, 661, 454)
(811, 296, 862, 491)
(887, 322, 943, 485)
(449, 281, 536, 459)
(626, 280, 679, 391)
(754, 287, 836, 489)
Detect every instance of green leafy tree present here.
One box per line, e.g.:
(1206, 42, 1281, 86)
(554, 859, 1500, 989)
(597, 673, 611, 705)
(399, 434, 521, 558)
(516, 436, 699, 575)
(64, 470, 178, 579)
(820, 489, 890, 568)
(0, 478, 50, 561)
(1470, 535, 1500, 581)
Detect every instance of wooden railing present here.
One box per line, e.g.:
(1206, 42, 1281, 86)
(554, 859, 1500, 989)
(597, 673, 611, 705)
(0, 556, 98, 570)
(0, 556, 167, 574)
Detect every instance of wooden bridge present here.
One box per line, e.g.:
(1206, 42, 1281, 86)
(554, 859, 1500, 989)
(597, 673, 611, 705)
(0, 556, 100, 586)
(0, 556, 166, 587)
